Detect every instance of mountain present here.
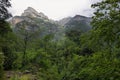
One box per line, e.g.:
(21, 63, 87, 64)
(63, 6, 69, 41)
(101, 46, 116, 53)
(9, 7, 63, 40)
(9, 7, 92, 40)
(63, 15, 92, 33)
(57, 17, 72, 26)
(10, 7, 49, 26)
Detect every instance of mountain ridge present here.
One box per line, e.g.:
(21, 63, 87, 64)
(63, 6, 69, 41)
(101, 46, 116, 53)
(9, 7, 92, 40)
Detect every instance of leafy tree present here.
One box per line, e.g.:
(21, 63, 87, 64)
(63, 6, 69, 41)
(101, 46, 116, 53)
(75, 50, 120, 80)
(36, 37, 81, 80)
(0, 0, 12, 20)
(14, 21, 41, 68)
(89, 0, 120, 52)
(0, 21, 17, 70)
(77, 0, 120, 80)
(0, 0, 14, 71)
(0, 0, 12, 79)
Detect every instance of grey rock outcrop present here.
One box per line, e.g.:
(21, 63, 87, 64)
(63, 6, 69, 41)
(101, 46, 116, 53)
(21, 7, 48, 20)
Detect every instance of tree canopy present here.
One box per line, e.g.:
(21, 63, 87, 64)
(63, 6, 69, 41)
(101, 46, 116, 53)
(0, 0, 11, 20)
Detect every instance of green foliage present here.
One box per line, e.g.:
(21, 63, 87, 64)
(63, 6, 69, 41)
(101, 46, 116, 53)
(66, 29, 82, 45)
(90, 0, 120, 51)
(0, 0, 12, 78)
(35, 38, 80, 80)
(10, 74, 33, 80)
(0, 21, 17, 70)
(1, 0, 120, 80)
(10, 75, 20, 80)
(0, 0, 12, 20)
(0, 53, 4, 80)
(77, 0, 120, 80)
(77, 50, 120, 80)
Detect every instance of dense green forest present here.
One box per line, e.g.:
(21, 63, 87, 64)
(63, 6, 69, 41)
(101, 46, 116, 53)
(0, 0, 120, 80)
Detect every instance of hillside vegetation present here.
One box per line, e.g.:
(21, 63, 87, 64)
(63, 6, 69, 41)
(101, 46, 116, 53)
(0, 0, 120, 80)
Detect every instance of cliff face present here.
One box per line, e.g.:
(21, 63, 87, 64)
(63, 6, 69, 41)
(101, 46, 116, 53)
(21, 7, 48, 20)
(10, 16, 23, 26)
(10, 7, 49, 26)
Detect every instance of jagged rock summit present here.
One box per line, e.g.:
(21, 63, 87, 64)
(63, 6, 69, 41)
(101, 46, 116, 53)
(21, 7, 48, 20)
(10, 7, 50, 26)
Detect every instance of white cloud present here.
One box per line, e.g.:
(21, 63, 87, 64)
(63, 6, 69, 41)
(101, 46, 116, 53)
(10, 0, 98, 20)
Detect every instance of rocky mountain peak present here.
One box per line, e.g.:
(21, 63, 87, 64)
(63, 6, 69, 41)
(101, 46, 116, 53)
(21, 7, 48, 20)
(73, 15, 88, 21)
(21, 7, 38, 17)
(25, 7, 38, 13)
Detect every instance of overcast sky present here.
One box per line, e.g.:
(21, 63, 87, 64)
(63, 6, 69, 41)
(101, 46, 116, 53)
(10, 0, 99, 20)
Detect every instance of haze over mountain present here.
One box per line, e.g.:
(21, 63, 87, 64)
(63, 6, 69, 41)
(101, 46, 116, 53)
(10, 7, 64, 40)
(10, 0, 100, 20)
(10, 7, 91, 40)
(64, 15, 92, 32)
